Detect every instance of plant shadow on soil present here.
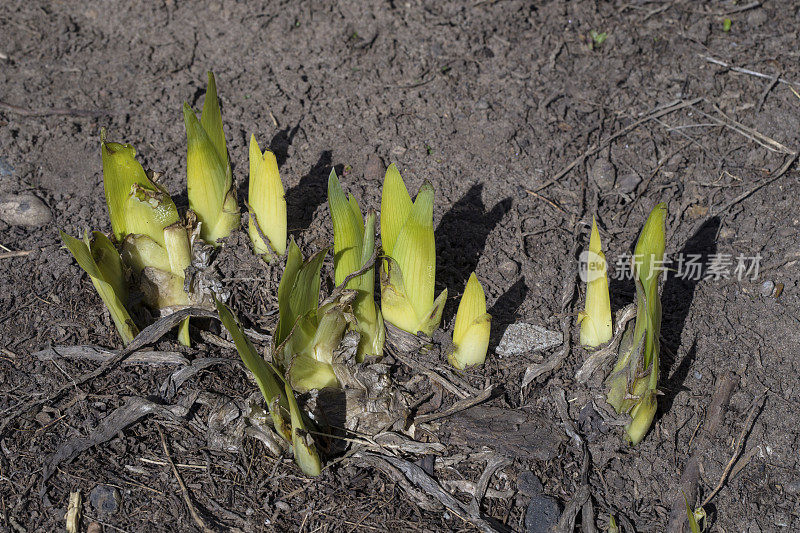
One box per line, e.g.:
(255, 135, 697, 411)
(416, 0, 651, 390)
(656, 216, 720, 420)
(435, 183, 512, 324)
(488, 278, 528, 353)
(285, 151, 344, 235)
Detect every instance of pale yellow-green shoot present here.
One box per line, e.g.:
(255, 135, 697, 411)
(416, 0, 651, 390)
(216, 298, 291, 441)
(328, 170, 384, 359)
(183, 72, 240, 245)
(248, 134, 287, 261)
(101, 136, 180, 245)
(449, 273, 491, 370)
(285, 381, 322, 477)
(100, 134, 193, 345)
(273, 240, 341, 392)
(579, 217, 612, 348)
(380, 180, 447, 336)
(217, 298, 321, 476)
(606, 203, 666, 445)
(60, 231, 139, 345)
(380, 163, 412, 258)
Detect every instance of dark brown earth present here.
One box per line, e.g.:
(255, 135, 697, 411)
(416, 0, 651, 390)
(2, 1, 799, 531)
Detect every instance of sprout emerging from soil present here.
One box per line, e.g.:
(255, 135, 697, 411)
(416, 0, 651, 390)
(216, 298, 321, 476)
(60, 231, 139, 345)
(274, 240, 353, 392)
(606, 203, 666, 445)
(61, 133, 222, 346)
(579, 217, 612, 348)
(247, 134, 287, 261)
(183, 71, 240, 245)
(448, 272, 491, 370)
(328, 169, 384, 359)
(379, 165, 446, 338)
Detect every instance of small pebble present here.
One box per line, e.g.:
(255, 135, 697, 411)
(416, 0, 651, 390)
(89, 485, 120, 515)
(498, 260, 519, 279)
(0, 193, 52, 227)
(524, 492, 560, 533)
(87, 523, 102, 533)
(616, 173, 641, 194)
(496, 323, 562, 356)
(589, 158, 616, 191)
(760, 280, 775, 297)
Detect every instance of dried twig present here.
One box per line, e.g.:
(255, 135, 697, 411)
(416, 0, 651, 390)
(554, 485, 590, 533)
(42, 396, 188, 484)
(157, 425, 215, 533)
(533, 98, 702, 192)
(390, 347, 472, 399)
(709, 152, 798, 219)
(0, 250, 32, 259)
(469, 455, 511, 517)
(699, 391, 766, 508)
(700, 55, 799, 87)
(666, 372, 736, 532)
(552, 388, 582, 447)
(34, 345, 188, 366)
(358, 451, 500, 532)
(691, 104, 794, 154)
(415, 385, 494, 424)
(0, 307, 216, 435)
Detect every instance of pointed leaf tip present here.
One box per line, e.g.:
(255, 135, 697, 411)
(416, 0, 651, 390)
(380, 163, 412, 257)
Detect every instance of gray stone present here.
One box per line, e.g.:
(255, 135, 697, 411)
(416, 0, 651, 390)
(760, 280, 775, 297)
(0, 194, 52, 227)
(524, 492, 561, 533)
(496, 323, 562, 356)
(616, 173, 641, 194)
(589, 157, 616, 192)
(89, 485, 120, 515)
(498, 260, 519, 279)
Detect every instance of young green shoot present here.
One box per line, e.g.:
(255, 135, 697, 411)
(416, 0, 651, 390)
(183, 71, 240, 245)
(60, 231, 139, 345)
(606, 203, 667, 444)
(247, 134, 287, 261)
(328, 169, 384, 359)
(579, 217, 612, 348)
(448, 272, 491, 370)
(380, 166, 446, 336)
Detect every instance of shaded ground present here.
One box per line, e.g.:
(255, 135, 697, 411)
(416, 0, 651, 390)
(1, 0, 799, 531)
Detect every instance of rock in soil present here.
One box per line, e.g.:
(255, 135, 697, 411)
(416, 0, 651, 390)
(496, 323, 562, 356)
(0, 193, 52, 227)
(524, 492, 561, 533)
(89, 485, 120, 515)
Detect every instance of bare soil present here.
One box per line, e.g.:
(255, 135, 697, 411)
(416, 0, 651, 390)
(1, 1, 799, 532)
